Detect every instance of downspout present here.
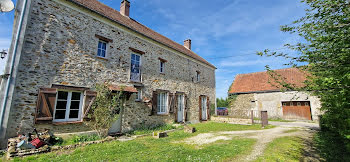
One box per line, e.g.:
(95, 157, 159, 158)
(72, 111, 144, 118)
(0, 0, 28, 132)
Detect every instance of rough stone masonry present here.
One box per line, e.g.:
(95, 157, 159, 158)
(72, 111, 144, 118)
(0, 0, 216, 147)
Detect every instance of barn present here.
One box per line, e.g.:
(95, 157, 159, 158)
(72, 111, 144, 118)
(228, 68, 322, 121)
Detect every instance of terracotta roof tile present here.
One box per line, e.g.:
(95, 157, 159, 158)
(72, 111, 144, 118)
(68, 0, 216, 69)
(229, 68, 308, 94)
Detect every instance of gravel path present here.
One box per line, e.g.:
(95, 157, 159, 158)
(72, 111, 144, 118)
(182, 122, 320, 161)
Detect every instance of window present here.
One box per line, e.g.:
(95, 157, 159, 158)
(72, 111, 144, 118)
(305, 102, 309, 106)
(97, 40, 107, 58)
(130, 54, 141, 82)
(54, 91, 83, 122)
(297, 102, 301, 106)
(196, 71, 200, 82)
(283, 102, 287, 106)
(290, 102, 294, 106)
(160, 60, 165, 73)
(157, 92, 168, 114)
(136, 88, 142, 101)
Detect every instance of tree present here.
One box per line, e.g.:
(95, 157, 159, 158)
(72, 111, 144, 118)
(86, 83, 126, 138)
(258, 0, 350, 158)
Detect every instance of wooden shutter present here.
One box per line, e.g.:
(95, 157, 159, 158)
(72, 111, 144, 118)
(35, 88, 57, 123)
(199, 96, 202, 121)
(82, 90, 97, 120)
(151, 91, 158, 115)
(184, 94, 188, 122)
(207, 96, 210, 120)
(169, 93, 175, 113)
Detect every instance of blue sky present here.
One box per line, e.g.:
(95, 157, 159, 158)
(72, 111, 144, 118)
(0, 0, 306, 98)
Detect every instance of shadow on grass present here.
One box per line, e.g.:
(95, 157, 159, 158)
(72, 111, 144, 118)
(314, 130, 350, 161)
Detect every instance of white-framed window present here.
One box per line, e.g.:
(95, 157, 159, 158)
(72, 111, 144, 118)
(160, 60, 165, 73)
(136, 88, 142, 101)
(130, 53, 141, 82)
(290, 102, 294, 106)
(53, 91, 83, 122)
(282, 102, 287, 106)
(196, 71, 200, 82)
(97, 40, 107, 58)
(297, 102, 301, 106)
(305, 102, 309, 106)
(157, 92, 168, 114)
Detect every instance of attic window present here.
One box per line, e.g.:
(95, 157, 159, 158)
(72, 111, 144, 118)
(159, 58, 167, 74)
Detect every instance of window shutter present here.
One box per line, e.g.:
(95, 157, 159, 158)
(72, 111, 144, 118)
(169, 93, 175, 113)
(199, 96, 202, 121)
(184, 94, 188, 122)
(82, 90, 97, 120)
(207, 96, 210, 120)
(151, 91, 158, 115)
(35, 88, 57, 123)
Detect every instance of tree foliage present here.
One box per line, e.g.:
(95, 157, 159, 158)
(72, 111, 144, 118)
(217, 98, 230, 107)
(86, 84, 126, 138)
(258, 0, 350, 158)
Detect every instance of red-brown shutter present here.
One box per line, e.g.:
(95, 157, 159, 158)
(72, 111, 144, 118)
(207, 96, 210, 120)
(169, 93, 174, 113)
(184, 94, 188, 122)
(82, 90, 97, 120)
(35, 88, 57, 123)
(151, 91, 158, 115)
(199, 96, 202, 121)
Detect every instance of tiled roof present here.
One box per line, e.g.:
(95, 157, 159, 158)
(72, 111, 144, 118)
(68, 0, 216, 69)
(229, 68, 308, 94)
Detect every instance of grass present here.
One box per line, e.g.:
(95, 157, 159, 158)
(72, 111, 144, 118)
(255, 136, 304, 162)
(53, 134, 101, 146)
(268, 118, 295, 122)
(189, 121, 275, 133)
(130, 124, 177, 135)
(12, 122, 268, 162)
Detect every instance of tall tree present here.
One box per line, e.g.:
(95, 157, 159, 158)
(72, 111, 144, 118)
(258, 0, 350, 156)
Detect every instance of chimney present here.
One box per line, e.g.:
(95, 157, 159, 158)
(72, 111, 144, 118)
(184, 39, 191, 50)
(120, 0, 130, 17)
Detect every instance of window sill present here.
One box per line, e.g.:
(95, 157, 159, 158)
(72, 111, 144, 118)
(129, 81, 142, 84)
(53, 121, 83, 125)
(156, 113, 170, 116)
(159, 73, 165, 75)
(96, 56, 108, 61)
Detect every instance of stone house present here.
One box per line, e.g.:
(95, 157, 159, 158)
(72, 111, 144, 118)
(0, 0, 216, 147)
(228, 68, 321, 121)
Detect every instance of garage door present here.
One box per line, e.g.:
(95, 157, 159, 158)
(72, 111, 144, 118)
(282, 101, 312, 120)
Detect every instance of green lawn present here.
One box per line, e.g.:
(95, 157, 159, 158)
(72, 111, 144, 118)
(12, 122, 268, 162)
(255, 136, 304, 162)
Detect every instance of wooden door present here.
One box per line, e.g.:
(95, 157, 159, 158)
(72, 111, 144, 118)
(282, 101, 312, 120)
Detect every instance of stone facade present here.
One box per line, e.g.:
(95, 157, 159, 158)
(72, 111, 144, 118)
(0, 0, 215, 147)
(229, 91, 322, 120)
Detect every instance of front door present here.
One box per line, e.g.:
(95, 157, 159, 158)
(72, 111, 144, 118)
(177, 94, 184, 122)
(201, 96, 207, 120)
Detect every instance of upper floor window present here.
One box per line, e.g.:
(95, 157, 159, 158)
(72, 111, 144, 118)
(130, 53, 141, 82)
(160, 60, 165, 73)
(97, 40, 107, 58)
(196, 71, 200, 82)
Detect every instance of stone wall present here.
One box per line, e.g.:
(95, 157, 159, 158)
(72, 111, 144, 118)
(228, 94, 254, 118)
(230, 91, 322, 120)
(4, 0, 215, 141)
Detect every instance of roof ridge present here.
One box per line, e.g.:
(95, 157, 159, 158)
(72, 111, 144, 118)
(236, 67, 298, 76)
